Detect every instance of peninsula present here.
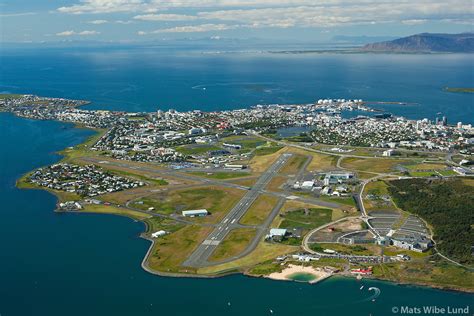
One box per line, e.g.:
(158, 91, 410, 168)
(2, 93, 473, 292)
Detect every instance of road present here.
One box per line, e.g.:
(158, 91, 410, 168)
(183, 153, 293, 268)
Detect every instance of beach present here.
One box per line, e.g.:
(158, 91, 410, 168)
(267, 264, 333, 283)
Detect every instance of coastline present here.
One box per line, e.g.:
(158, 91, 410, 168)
(16, 169, 474, 293)
(5, 98, 473, 294)
(265, 264, 333, 284)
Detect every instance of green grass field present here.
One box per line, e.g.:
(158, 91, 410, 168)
(175, 144, 221, 155)
(280, 154, 307, 174)
(146, 224, 213, 274)
(372, 259, 474, 291)
(312, 243, 379, 256)
(319, 196, 356, 207)
(409, 171, 438, 177)
(279, 208, 332, 230)
(81, 204, 152, 220)
(240, 194, 278, 225)
(254, 145, 283, 156)
(341, 157, 404, 173)
(437, 170, 457, 176)
(209, 228, 256, 262)
(220, 135, 266, 149)
(144, 217, 184, 235)
(130, 197, 175, 214)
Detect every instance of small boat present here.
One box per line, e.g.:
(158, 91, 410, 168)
(227, 302, 231, 306)
(360, 285, 364, 290)
(269, 309, 274, 314)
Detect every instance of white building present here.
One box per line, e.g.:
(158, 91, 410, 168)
(151, 230, 167, 238)
(301, 181, 315, 190)
(382, 149, 397, 157)
(182, 209, 208, 217)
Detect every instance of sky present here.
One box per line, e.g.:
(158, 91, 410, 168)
(0, 0, 473, 43)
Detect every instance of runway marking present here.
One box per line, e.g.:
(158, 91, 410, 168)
(203, 240, 220, 246)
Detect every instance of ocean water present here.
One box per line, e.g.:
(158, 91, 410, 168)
(0, 47, 473, 316)
(1, 47, 473, 124)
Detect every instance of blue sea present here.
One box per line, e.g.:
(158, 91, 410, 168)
(0, 46, 473, 316)
(1, 46, 473, 123)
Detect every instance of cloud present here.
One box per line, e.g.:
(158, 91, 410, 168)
(401, 19, 427, 25)
(57, 0, 149, 14)
(140, 23, 237, 34)
(88, 19, 108, 24)
(57, 0, 474, 32)
(0, 12, 37, 17)
(133, 14, 198, 21)
(57, 0, 333, 14)
(194, 2, 474, 28)
(56, 30, 101, 36)
(115, 20, 134, 24)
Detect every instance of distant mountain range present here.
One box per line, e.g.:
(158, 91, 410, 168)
(361, 33, 474, 53)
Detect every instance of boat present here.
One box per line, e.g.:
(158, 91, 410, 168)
(360, 285, 364, 290)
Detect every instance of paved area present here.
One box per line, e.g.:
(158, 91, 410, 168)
(183, 153, 292, 268)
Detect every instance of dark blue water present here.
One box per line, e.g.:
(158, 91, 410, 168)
(1, 47, 473, 124)
(0, 48, 473, 315)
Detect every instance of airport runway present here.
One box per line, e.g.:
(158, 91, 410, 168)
(82, 156, 344, 209)
(183, 153, 293, 268)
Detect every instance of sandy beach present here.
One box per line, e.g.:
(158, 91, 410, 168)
(267, 264, 333, 283)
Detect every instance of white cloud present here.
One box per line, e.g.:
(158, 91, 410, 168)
(195, 2, 474, 28)
(401, 19, 427, 25)
(56, 30, 101, 36)
(57, 0, 348, 14)
(88, 19, 108, 24)
(134, 14, 198, 21)
(0, 12, 37, 17)
(141, 23, 238, 34)
(57, 0, 474, 32)
(57, 0, 148, 14)
(56, 30, 76, 36)
(79, 30, 101, 35)
(115, 20, 134, 24)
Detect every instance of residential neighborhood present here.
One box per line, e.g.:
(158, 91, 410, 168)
(28, 163, 144, 197)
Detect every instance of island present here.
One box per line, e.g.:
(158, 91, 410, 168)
(444, 87, 474, 94)
(2, 93, 473, 292)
